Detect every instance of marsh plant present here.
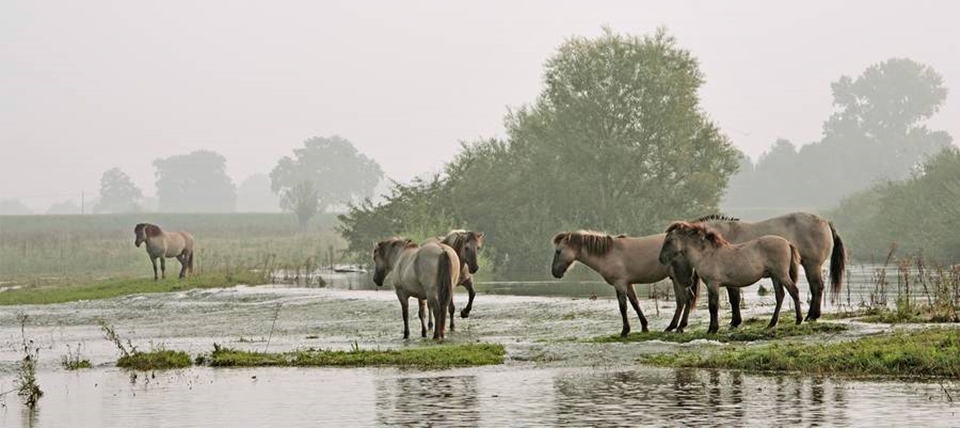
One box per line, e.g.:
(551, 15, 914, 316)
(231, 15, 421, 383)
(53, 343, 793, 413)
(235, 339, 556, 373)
(15, 313, 43, 409)
(99, 320, 190, 370)
(60, 343, 92, 370)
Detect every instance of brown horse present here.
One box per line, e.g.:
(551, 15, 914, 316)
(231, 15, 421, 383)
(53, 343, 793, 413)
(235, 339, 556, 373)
(551, 231, 699, 337)
(134, 223, 194, 280)
(659, 221, 802, 334)
(423, 230, 485, 332)
(372, 238, 460, 340)
(695, 212, 845, 322)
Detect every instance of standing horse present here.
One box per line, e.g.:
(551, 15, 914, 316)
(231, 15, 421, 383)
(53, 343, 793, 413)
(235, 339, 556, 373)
(695, 212, 845, 322)
(551, 231, 699, 337)
(659, 221, 802, 334)
(134, 223, 194, 280)
(423, 230, 485, 332)
(372, 238, 460, 340)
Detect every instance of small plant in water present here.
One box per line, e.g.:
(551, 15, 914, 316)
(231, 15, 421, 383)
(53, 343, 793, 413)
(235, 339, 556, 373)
(61, 343, 92, 370)
(15, 313, 43, 409)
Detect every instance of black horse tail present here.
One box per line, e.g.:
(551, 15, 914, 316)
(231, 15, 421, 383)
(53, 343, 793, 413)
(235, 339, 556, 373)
(829, 222, 846, 302)
(187, 251, 195, 274)
(789, 244, 801, 285)
(688, 270, 701, 310)
(436, 250, 455, 337)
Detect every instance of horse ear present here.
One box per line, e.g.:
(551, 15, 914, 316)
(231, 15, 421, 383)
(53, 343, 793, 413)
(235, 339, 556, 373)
(552, 232, 569, 246)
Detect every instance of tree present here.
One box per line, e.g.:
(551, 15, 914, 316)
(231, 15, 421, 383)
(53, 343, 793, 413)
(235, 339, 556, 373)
(237, 174, 280, 213)
(153, 150, 236, 213)
(0, 199, 32, 215)
(271, 136, 383, 225)
(281, 181, 320, 230)
(339, 28, 740, 277)
(95, 167, 142, 213)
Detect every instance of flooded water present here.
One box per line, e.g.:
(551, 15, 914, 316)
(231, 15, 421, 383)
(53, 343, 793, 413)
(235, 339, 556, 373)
(0, 265, 957, 427)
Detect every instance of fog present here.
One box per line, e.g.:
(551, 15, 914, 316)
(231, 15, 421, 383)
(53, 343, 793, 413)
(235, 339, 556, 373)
(2, 0, 958, 211)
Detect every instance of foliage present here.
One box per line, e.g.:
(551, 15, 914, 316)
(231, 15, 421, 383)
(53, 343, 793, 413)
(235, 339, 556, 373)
(280, 181, 321, 231)
(154, 150, 236, 213)
(339, 29, 739, 276)
(828, 146, 960, 263)
(95, 167, 142, 213)
(644, 328, 960, 378)
(270, 136, 383, 215)
(15, 314, 42, 409)
(204, 342, 505, 369)
(117, 349, 192, 370)
(237, 173, 280, 213)
(592, 318, 846, 343)
(61, 343, 92, 370)
(725, 58, 952, 210)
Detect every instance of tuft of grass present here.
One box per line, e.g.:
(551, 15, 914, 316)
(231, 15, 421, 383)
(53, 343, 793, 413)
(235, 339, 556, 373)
(644, 328, 960, 378)
(591, 318, 847, 344)
(116, 349, 192, 371)
(15, 313, 42, 409)
(203, 342, 505, 369)
(60, 343, 92, 370)
(0, 270, 270, 306)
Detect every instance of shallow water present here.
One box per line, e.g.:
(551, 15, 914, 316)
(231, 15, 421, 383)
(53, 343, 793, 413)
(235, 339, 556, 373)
(0, 272, 956, 427)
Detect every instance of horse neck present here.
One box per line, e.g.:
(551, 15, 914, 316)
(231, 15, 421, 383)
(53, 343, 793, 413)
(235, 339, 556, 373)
(576, 245, 613, 277)
(680, 240, 712, 273)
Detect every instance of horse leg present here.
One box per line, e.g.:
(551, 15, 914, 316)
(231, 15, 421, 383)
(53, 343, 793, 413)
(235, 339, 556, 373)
(151, 257, 159, 281)
(448, 296, 456, 332)
(786, 279, 803, 325)
(678, 285, 694, 333)
(429, 296, 445, 340)
(804, 263, 825, 321)
(625, 284, 649, 333)
(727, 287, 743, 329)
(460, 278, 476, 318)
(707, 283, 721, 334)
(768, 279, 786, 329)
(615, 288, 631, 337)
(417, 299, 427, 338)
(177, 254, 188, 279)
(397, 293, 411, 340)
(665, 278, 685, 332)
(160, 257, 166, 279)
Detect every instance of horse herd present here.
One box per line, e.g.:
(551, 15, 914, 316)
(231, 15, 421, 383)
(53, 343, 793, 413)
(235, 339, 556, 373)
(133, 212, 846, 341)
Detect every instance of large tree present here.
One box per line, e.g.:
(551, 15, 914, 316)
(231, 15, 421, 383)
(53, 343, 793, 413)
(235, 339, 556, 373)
(95, 167, 142, 213)
(237, 173, 280, 213)
(153, 150, 236, 213)
(271, 136, 383, 228)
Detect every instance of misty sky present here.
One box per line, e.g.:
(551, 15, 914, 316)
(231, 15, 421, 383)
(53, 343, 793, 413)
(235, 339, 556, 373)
(2, 0, 958, 211)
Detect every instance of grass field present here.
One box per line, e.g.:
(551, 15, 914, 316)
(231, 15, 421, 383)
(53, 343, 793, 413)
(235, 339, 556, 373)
(202, 343, 506, 369)
(0, 213, 345, 280)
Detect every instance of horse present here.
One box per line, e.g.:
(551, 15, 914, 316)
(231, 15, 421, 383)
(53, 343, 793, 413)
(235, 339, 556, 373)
(659, 221, 802, 334)
(423, 230, 485, 332)
(694, 212, 845, 322)
(551, 231, 700, 337)
(134, 223, 195, 280)
(372, 237, 460, 340)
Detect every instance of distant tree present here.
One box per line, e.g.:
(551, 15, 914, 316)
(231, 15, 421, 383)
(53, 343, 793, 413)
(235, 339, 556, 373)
(280, 181, 321, 230)
(153, 150, 236, 213)
(0, 199, 32, 215)
(271, 136, 383, 226)
(237, 174, 280, 213)
(46, 200, 79, 215)
(95, 167, 142, 213)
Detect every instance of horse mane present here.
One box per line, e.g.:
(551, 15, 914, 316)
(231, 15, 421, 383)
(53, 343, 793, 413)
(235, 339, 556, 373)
(377, 237, 416, 253)
(694, 214, 740, 223)
(135, 223, 162, 237)
(442, 230, 484, 254)
(554, 230, 615, 256)
(665, 221, 729, 248)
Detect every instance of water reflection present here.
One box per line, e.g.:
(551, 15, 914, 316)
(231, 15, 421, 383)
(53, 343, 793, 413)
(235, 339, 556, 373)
(375, 375, 480, 427)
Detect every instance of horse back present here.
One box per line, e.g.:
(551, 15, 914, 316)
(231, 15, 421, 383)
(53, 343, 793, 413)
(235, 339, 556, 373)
(618, 234, 671, 284)
(711, 212, 832, 263)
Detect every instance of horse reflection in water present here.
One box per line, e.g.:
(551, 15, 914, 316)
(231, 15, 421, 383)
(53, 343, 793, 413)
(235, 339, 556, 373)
(375, 375, 479, 427)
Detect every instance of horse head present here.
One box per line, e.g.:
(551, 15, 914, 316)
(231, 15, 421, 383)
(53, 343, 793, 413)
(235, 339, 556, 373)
(660, 221, 728, 265)
(134, 223, 155, 247)
(551, 232, 578, 278)
(372, 238, 414, 286)
(445, 230, 484, 274)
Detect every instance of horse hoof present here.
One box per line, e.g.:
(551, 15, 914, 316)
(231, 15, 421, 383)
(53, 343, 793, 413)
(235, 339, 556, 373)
(664, 325, 676, 332)
(619, 331, 630, 338)
(676, 328, 684, 334)
(641, 327, 649, 333)
(460, 311, 470, 319)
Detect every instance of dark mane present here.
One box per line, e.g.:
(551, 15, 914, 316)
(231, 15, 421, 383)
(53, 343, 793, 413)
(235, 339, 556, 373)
(665, 221, 729, 248)
(555, 230, 615, 256)
(694, 214, 740, 223)
(135, 223, 162, 237)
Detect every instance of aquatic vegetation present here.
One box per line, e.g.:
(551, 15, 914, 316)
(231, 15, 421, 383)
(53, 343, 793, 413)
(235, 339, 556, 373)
(644, 328, 960, 378)
(15, 314, 43, 409)
(60, 343, 92, 370)
(203, 342, 506, 369)
(117, 350, 192, 371)
(592, 318, 847, 344)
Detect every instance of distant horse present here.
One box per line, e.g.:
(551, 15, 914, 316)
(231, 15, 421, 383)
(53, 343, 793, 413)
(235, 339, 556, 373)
(659, 221, 802, 334)
(134, 223, 194, 280)
(551, 231, 699, 337)
(373, 237, 460, 340)
(695, 212, 845, 322)
(423, 230, 485, 332)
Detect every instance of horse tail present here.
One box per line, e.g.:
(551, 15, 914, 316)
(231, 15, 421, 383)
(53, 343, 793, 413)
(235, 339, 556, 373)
(688, 270, 701, 309)
(789, 244, 801, 285)
(187, 251, 194, 274)
(829, 222, 846, 302)
(436, 250, 454, 319)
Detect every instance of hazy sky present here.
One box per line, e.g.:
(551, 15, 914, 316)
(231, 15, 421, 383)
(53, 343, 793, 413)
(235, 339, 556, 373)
(2, 0, 958, 210)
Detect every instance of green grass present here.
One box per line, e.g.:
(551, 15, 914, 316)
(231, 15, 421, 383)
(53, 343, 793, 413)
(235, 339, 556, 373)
(203, 343, 506, 369)
(591, 318, 848, 344)
(644, 328, 960, 378)
(822, 307, 959, 324)
(117, 350, 192, 370)
(0, 269, 270, 305)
